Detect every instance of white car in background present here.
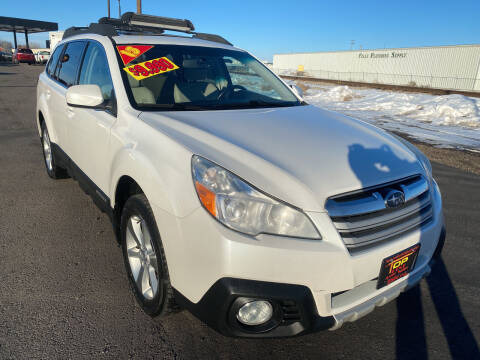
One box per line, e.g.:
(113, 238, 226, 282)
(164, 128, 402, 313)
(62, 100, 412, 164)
(35, 13, 446, 338)
(35, 50, 50, 64)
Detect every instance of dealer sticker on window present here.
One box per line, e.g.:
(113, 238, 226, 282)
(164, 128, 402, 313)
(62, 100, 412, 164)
(117, 45, 153, 65)
(123, 57, 179, 81)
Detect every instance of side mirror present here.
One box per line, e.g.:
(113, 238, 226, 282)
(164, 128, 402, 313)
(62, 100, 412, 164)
(66, 85, 105, 108)
(290, 84, 304, 99)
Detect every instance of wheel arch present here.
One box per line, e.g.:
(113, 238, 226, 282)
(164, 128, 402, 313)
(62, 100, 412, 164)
(113, 175, 143, 223)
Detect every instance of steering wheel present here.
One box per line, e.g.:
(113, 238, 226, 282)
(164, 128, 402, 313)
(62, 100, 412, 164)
(217, 84, 247, 101)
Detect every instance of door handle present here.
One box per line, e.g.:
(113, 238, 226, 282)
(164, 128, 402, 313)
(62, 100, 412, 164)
(45, 90, 51, 100)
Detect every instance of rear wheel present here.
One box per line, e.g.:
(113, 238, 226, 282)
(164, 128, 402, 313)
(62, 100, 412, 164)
(121, 194, 178, 316)
(41, 122, 68, 179)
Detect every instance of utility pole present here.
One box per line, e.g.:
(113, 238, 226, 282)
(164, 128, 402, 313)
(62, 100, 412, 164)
(137, 0, 142, 14)
(350, 40, 355, 50)
(118, 0, 121, 18)
(107, 0, 110, 18)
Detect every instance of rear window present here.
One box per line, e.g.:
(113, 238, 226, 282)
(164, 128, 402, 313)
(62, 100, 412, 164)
(19, 49, 33, 54)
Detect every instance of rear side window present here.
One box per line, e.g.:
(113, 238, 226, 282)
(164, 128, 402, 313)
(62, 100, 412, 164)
(78, 42, 114, 101)
(57, 41, 86, 87)
(46, 45, 64, 77)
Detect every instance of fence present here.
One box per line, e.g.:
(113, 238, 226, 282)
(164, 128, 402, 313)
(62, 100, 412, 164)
(273, 68, 480, 92)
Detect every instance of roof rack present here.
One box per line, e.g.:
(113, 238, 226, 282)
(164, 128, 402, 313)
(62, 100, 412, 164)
(62, 12, 232, 46)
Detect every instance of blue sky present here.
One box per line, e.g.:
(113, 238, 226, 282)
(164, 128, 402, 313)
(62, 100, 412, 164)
(1, 0, 479, 60)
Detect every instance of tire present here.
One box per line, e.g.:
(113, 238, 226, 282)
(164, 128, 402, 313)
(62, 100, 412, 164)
(41, 122, 68, 179)
(121, 194, 178, 317)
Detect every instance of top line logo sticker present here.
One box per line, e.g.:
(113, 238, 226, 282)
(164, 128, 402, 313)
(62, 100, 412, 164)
(117, 45, 153, 65)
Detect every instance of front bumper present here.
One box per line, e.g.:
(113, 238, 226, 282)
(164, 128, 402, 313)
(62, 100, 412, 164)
(153, 177, 444, 338)
(174, 227, 446, 338)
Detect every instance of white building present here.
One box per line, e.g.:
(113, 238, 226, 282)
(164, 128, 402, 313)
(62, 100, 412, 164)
(273, 45, 480, 92)
(49, 31, 64, 51)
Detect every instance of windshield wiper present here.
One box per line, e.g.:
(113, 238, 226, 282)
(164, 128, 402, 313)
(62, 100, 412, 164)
(140, 100, 299, 111)
(140, 103, 212, 111)
(213, 100, 298, 109)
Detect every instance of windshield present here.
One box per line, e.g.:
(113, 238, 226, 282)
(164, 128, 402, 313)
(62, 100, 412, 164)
(118, 44, 301, 110)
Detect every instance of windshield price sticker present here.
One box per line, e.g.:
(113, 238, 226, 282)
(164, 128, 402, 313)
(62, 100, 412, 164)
(116, 45, 153, 65)
(123, 57, 179, 80)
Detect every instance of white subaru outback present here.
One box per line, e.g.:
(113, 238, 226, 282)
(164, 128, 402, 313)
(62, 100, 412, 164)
(36, 13, 446, 337)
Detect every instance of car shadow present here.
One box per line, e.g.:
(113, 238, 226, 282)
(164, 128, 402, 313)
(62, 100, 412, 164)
(396, 258, 480, 359)
(347, 143, 479, 359)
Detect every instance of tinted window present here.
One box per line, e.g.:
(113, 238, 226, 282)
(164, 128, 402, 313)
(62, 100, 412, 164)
(57, 41, 86, 87)
(47, 45, 64, 77)
(79, 42, 114, 101)
(19, 49, 33, 54)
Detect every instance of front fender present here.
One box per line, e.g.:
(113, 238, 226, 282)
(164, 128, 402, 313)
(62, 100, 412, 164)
(108, 144, 199, 218)
(36, 74, 58, 143)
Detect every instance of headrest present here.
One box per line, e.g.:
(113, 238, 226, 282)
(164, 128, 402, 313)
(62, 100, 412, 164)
(128, 75, 140, 88)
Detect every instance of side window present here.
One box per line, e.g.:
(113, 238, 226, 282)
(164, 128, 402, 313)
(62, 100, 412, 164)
(57, 41, 86, 87)
(46, 45, 64, 78)
(78, 42, 114, 101)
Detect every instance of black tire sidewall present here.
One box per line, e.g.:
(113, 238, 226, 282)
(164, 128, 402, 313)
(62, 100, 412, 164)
(120, 195, 168, 316)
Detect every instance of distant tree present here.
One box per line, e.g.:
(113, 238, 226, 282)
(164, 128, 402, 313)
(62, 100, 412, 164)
(17, 41, 43, 49)
(0, 40, 13, 52)
(29, 42, 43, 49)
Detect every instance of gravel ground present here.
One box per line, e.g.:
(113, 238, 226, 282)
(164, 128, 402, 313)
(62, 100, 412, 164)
(0, 63, 479, 359)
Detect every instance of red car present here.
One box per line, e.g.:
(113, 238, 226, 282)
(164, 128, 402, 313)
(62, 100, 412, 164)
(13, 48, 35, 65)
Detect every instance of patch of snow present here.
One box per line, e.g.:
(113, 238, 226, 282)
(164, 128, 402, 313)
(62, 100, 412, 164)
(297, 83, 480, 151)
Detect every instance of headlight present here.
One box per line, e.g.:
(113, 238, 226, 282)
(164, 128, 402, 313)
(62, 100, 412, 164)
(191, 155, 321, 239)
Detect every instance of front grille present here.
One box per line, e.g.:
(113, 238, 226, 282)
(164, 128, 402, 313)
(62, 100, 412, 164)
(325, 175, 433, 253)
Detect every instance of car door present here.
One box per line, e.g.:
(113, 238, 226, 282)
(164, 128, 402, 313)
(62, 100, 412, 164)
(43, 44, 68, 149)
(45, 41, 86, 155)
(66, 40, 117, 194)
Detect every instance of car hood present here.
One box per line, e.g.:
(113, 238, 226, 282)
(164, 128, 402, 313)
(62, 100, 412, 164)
(139, 105, 424, 212)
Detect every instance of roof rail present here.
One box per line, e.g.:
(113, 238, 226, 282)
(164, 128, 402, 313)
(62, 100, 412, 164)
(193, 33, 232, 46)
(62, 12, 232, 46)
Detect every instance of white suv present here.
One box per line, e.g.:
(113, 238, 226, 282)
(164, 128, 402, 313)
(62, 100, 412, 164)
(36, 13, 446, 338)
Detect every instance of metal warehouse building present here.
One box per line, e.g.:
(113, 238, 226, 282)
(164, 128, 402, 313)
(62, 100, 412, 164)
(273, 45, 480, 92)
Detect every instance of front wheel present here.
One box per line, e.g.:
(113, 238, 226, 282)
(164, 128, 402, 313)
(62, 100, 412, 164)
(121, 194, 178, 317)
(41, 122, 68, 179)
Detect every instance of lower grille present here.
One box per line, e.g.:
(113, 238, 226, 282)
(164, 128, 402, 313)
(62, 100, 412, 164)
(281, 300, 301, 324)
(326, 175, 433, 253)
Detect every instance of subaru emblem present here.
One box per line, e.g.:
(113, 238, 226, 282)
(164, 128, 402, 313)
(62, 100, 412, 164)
(385, 189, 405, 208)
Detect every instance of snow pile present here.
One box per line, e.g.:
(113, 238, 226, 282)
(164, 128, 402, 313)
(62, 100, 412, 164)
(312, 85, 355, 102)
(300, 83, 480, 150)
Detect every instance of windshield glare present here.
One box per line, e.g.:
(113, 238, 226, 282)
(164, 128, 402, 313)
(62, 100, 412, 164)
(119, 45, 300, 110)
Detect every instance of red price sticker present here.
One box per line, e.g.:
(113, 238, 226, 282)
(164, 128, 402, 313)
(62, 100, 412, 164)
(124, 57, 179, 80)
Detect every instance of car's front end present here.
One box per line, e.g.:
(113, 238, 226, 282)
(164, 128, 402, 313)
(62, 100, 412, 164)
(114, 37, 445, 337)
(171, 165, 444, 337)
(139, 104, 445, 338)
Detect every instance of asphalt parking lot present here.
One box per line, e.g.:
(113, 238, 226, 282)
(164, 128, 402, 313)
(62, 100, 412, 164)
(0, 63, 479, 359)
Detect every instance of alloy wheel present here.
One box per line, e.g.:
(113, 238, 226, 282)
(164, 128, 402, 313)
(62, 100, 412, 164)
(126, 215, 159, 300)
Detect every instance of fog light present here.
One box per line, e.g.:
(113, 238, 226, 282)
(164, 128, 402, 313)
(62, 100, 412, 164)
(236, 300, 273, 326)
